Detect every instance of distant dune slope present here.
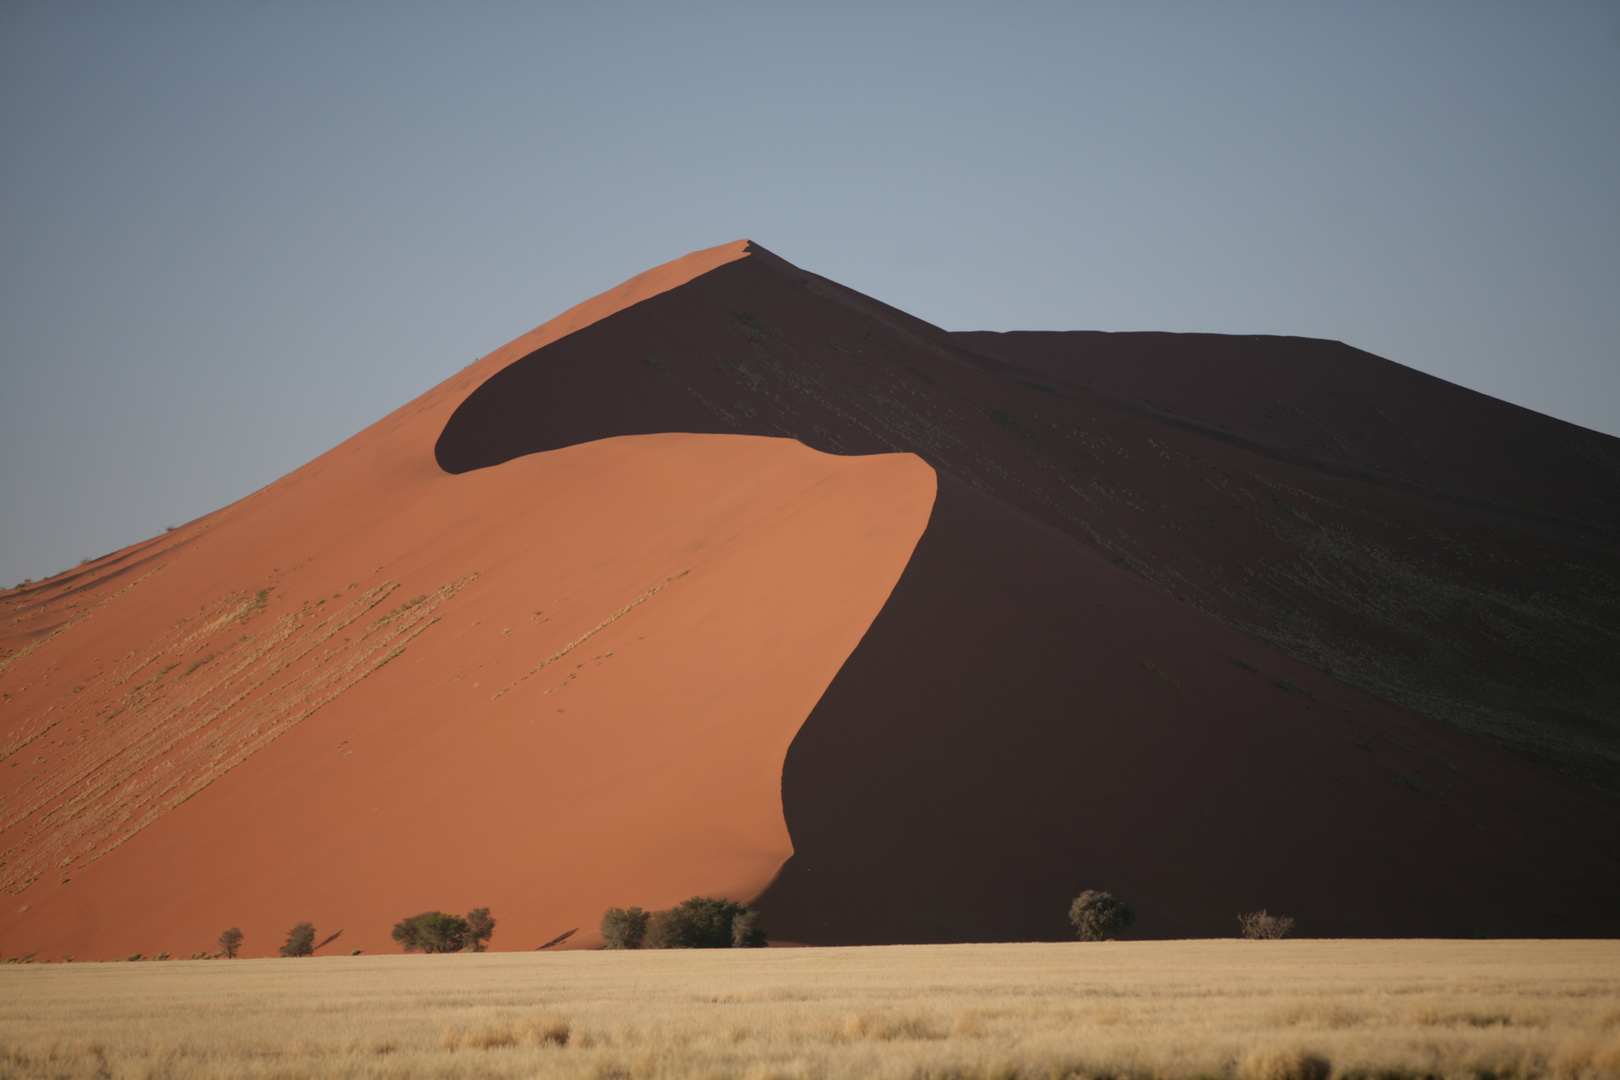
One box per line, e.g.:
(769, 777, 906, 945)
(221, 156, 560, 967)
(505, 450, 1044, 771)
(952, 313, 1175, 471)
(954, 329, 1620, 789)
(3, 239, 1617, 956)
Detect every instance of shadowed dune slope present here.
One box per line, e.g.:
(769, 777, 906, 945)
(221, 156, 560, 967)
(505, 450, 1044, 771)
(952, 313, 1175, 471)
(434, 242, 1620, 939)
(758, 473, 1618, 941)
(953, 329, 1620, 527)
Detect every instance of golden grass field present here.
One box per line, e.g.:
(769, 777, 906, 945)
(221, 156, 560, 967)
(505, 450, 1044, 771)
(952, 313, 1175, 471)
(3, 940, 1618, 1080)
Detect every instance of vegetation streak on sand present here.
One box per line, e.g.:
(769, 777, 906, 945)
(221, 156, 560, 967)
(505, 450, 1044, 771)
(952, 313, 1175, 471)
(2, 940, 1618, 1079)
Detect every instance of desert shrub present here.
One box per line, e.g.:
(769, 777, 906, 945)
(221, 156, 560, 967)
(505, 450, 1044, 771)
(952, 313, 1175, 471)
(600, 906, 650, 949)
(464, 907, 495, 952)
(643, 897, 765, 949)
(389, 908, 493, 952)
(392, 911, 470, 953)
(1239, 910, 1296, 939)
(218, 927, 242, 959)
(1069, 890, 1134, 941)
(643, 908, 683, 948)
(731, 908, 766, 948)
(280, 922, 315, 957)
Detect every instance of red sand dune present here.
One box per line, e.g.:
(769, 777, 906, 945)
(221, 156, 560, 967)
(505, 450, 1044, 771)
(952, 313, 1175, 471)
(2, 239, 1617, 958)
(0, 242, 932, 959)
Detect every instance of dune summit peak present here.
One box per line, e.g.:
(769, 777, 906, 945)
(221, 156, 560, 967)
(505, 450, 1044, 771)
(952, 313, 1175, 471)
(1, 241, 1617, 958)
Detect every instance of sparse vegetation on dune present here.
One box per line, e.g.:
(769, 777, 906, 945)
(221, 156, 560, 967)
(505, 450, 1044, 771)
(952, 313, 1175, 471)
(0, 941, 1616, 1079)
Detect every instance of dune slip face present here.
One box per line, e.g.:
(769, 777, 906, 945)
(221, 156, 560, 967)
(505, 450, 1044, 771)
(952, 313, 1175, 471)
(3, 237, 1619, 958)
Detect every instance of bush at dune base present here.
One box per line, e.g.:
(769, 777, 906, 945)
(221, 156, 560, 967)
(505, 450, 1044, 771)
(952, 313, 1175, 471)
(280, 922, 316, 958)
(600, 907, 650, 950)
(1239, 910, 1296, 939)
(392, 910, 492, 953)
(602, 898, 766, 949)
(462, 908, 496, 952)
(1069, 890, 1134, 941)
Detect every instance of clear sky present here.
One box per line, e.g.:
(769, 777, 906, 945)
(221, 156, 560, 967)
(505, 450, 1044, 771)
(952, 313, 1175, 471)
(3, 2, 1617, 587)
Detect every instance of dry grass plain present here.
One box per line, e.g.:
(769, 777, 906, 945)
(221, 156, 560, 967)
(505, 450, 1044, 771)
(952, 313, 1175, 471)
(2, 940, 1618, 1080)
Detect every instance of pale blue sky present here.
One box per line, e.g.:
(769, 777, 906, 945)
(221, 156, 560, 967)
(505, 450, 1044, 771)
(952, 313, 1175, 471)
(3, 2, 1618, 586)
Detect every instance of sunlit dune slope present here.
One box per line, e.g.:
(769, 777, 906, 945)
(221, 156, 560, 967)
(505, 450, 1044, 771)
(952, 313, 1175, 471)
(0, 240, 934, 959)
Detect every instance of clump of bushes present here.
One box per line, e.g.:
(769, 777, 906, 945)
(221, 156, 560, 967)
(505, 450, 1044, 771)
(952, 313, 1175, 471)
(600, 906, 649, 949)
(280, 922, 315, 957)
(1069, 890, 1134, 941)
(392, 908, 496, 953)
(601, 897, 766, 949)
(1239, 910, 1296, 939)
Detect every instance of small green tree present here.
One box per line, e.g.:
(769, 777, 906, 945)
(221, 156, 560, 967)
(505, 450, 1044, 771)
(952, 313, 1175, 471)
(643, 897, 765, 949)
(280, 922, 316, 957)
(600, 906, 650, 949)
(1068, 890, 1134, 941)
(463, 907, 495, 952)
(392, 911, 470, 953)
(218, 927, 243, 959)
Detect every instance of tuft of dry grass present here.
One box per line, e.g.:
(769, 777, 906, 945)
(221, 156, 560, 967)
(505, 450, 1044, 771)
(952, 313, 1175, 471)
(441, 1012, 571, 1050)
(0, 940, 1617, 1079)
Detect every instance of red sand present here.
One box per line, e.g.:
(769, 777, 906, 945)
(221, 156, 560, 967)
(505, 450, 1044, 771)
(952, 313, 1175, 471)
(0, 242, 933, 959)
